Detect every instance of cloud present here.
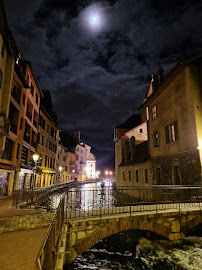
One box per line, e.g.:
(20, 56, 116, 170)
(4, 0, 202, 151)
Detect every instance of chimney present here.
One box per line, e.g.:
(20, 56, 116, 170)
(157, 67, 164, 84)
(130, 136, 136, 160)
(73, 131, 81, 144)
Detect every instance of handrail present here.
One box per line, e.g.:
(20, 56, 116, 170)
(36, 196, 65, 270)
(65, 185, 202, 220)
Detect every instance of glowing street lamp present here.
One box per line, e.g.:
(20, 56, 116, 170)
(32, 152, 39, 190)
(32, 152, 39, 163)
(105, 170, 108, 175)
(59, 166, 63, 183)
(72, 169, 75, 182)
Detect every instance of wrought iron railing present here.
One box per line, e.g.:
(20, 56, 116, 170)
(36, 196, 65, 270)
(12, 182, 74, 208)
(65, 185, 202, 220)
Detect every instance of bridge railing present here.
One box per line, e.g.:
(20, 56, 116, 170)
(65, 185, 202, 219)
(36, 196, 65, 270)
(12, 181, 74, 208)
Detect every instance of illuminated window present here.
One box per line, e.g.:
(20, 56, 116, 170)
(146, 106, 149, 121)
(152, 105, 157, 120)
(165, 121, 179, 144)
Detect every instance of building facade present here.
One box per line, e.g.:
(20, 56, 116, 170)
(0, 1, 15, 196)
(115, 54, 202, 186)
(36, 90, 59, 187)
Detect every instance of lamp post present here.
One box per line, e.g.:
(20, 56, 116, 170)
(59, 166, 62, 183)
(32, 152, 39, 190)
(72, 169, 75, 182)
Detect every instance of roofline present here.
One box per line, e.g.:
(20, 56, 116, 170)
(139, 53, 202, 109)
(41, 106, 59, 129)
(25, 60, 44, 98)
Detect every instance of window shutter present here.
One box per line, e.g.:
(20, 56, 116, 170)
(174, 121, 179, 140)
(165, 125, 169, 144)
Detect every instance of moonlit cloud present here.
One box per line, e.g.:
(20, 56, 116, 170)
(4, 0, 202, 153)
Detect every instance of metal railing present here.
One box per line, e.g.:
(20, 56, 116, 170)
(65, 185, 202, 220)
(12, 182, 73, 208)
(36, 196, 65, 270)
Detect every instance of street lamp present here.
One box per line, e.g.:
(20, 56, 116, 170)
(59, 166, 62, 183)
(32, 152, 39, 189)
(72, 169, 75, 182)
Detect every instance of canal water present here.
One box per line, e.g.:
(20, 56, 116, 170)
(40, 181, 202, 270)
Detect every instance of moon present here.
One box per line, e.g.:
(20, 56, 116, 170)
(89, 13, 100, 27)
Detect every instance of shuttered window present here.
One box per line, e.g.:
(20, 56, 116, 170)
(165, 121, 179, 144)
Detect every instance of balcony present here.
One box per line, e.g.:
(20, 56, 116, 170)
(26, 110, 32, 121)
(24, 133, 30, 144)
(10, 120, 17, 134)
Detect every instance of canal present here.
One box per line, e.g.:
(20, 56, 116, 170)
(41, 181, 202, 270)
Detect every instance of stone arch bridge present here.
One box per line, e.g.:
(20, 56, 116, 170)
(63, 206, 201, 265)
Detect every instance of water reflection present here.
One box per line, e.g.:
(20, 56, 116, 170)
(40, 180, 116, 212)
(67, 181, 116, 212)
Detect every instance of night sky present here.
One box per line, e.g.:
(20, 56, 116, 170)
(4, 0, 202, 152)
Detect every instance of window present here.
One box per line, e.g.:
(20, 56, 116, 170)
(152, 105, 157, 120)
(128, 171, 131, 182)
(135, 170, 139, 182)
(65, 166, 67, 171)
(123, 171, 125, 181)
(31, 83, 34, 96)
(165, 121, 179, 144)
(41, 118, 45, 129)
(16, 144, 20, 159)
(27, 75, 29, 86)
(20, 118, 23, 130)
(146, 106, 149, 121)
(41, 135, 44, 146)
(46, 139, 48, 148)
(145, 169, 148, 183)
(58, 153, 59, 159)
(23, 94, 26, 105)
(173, 166, 181, 185)
(0, 68, 3, 88)
(51, 127, 54, 137)
(156, 168, 161, 185)
(140, 128, 143, 133)
(47, 124, 49, 134)
(35, 93, 38, 105)
(45, 155, 47, 167)
(37, 133, 40, 143)
(154, 132, 159, 148)
(1, 42, 5, 57)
